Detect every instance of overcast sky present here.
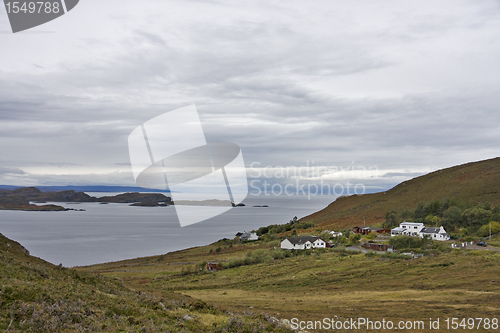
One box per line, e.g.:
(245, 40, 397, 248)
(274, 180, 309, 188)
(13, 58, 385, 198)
(1, 0, 499, 194)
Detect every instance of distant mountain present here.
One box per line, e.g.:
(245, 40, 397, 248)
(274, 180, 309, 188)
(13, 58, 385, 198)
(0, 187, 171, 211)
(0, 185, 170, 193)
(301, 157, 500, 229)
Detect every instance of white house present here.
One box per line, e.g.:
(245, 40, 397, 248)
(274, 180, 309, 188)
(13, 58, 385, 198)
(400, 222, 425, 236)
(420, 226, 450, 241)
(281, 236, 328, 250)
(326, 230, 343, 237)
(391, 221, 450, 241)
(239, 231, 258, 241)
(390, 227, 405, 237)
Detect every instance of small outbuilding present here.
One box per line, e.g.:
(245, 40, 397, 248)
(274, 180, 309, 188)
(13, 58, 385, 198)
(207, 262, 222, 271)
(364, 243, 394, 251)
(353, 226, 390, 235)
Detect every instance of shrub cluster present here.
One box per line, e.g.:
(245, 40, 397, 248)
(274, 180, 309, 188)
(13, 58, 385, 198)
(256, 216, 315, 237)
(223, 249, 294, 269)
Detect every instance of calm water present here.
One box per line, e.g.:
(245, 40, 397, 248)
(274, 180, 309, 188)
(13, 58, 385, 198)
(0, 194, 335, 267)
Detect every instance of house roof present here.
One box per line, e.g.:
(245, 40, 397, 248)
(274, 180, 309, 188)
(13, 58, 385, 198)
(355, 226, 387, 231)
(421, 227, 449, 236)
(391, 227, 404, 232)
(286, 236, 321, 245)
(240, 232, 257, 239)
(401, 222, 424, 226)
(421, 227, 442, 234)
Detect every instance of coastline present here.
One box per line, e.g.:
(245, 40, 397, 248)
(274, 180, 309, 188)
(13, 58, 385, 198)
(0, 194, 336, 267)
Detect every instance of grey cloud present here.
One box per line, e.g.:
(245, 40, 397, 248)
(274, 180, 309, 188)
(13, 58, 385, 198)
(381, 172, 425, 179)
(0, 0, 499, 187)
(0, 167, 26, 175)
(0, 171, 135, 187)
(134, 30, 168, 47)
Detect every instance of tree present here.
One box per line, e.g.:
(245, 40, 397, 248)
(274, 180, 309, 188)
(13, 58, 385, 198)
(347, 233, 361, 245)
(477, 221, 500, 237)
(414, 202, 428, 220)
(492, 205, 500, 222)
(425, 215, 441, 227)
(400, 210, 414, 221)
(441, 206, 462, 230)
(256, 226, 269, 236)
(428, 200, 442, 217)
(461, 207, 492, 233)
(384, 210, 398, 228)
(441, 198, 451, 212)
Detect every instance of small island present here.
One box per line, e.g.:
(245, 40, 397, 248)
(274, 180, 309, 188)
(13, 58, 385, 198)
(0, 187, 253, 211)
(0, 187, 172, 211)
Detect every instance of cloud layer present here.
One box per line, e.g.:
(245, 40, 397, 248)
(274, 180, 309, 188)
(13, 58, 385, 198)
(1, 0, 499, 192)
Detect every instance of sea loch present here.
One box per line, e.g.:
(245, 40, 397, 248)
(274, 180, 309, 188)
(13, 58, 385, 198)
(0, 194, 335, 266)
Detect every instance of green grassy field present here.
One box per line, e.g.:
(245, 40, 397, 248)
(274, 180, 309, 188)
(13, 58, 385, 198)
(80, 235, 500, 333)
(0, 233, 294, 332)
(3, 227, 499, 332)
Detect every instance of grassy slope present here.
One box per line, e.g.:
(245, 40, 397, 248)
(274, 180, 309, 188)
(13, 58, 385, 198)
(0, 234, 292, 332)
(301, 157, 500, 229)
(81, 237, 500, 333)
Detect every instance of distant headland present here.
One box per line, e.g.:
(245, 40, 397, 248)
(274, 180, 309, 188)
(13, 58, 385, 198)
(0, 187, 171, 211)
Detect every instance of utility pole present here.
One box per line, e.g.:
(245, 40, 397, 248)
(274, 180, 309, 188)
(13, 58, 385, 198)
(490, 221, 492, 242)
(363, 217, 366, 227)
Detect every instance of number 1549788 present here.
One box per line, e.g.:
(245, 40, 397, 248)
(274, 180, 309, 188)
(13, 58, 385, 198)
(5, 2, 60, 14)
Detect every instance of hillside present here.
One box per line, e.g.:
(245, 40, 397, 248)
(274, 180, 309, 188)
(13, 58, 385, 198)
(0, 233, 293, 332)
(301, 157, 500, 229)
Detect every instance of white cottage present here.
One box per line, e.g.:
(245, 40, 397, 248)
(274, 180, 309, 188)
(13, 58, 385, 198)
(420, 226, 450, 241)
(391, 221, 450, 241)
(326, 230, 343, 237)
(281, 236, 328, 250)
(239, 231, 258, 241)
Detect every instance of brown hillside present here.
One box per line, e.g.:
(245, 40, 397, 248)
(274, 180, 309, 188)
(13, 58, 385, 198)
(301, 157, 500, 230)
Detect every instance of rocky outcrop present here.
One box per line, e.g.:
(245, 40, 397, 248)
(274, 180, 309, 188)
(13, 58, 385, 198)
(99, 192, 171, 203)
